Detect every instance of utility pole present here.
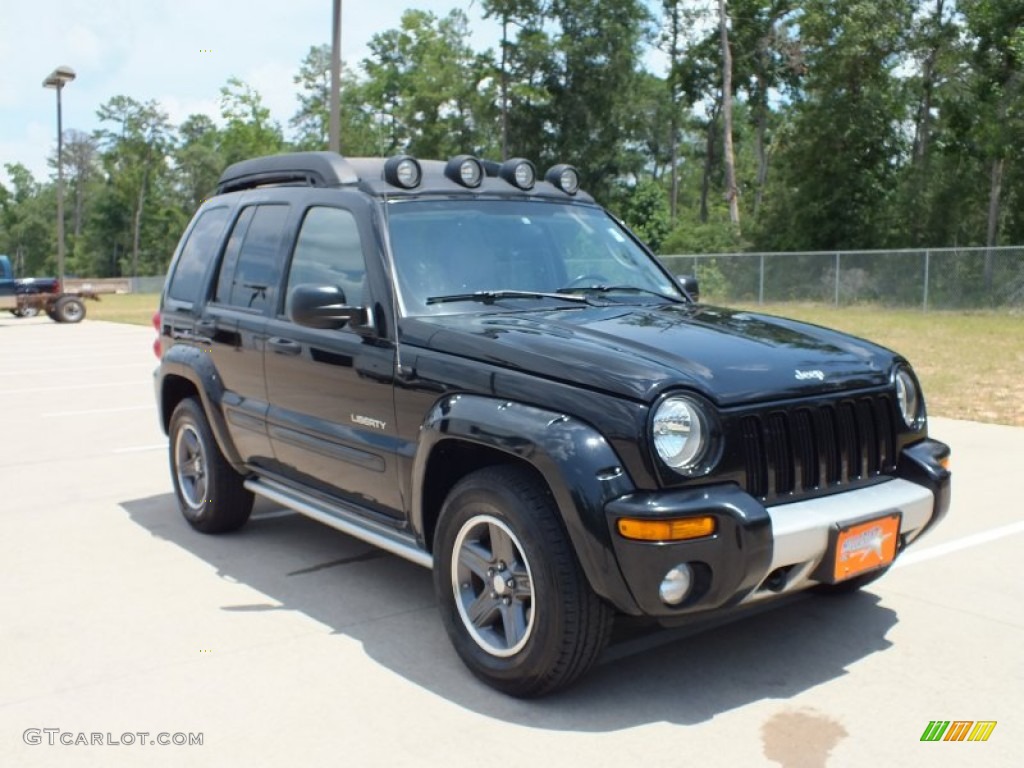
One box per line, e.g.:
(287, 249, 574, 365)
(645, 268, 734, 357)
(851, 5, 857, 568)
(329, 0, 342, 153)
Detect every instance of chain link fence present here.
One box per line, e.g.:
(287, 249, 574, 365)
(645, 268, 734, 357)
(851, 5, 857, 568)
(660, 246, 1024, 310)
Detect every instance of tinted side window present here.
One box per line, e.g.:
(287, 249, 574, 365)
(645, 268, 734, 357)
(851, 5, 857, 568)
(167, 207, 229, 303)
(284, 207, 366, 317)
(215, 204, 290, 312)
(214, 207, 255, 304)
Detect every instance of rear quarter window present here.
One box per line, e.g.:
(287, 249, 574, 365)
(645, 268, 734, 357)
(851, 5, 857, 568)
(167, 207, 230, 303)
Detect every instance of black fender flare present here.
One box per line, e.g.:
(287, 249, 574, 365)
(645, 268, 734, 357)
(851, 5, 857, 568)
(157, 347, 245, 471)
(411, 394, 642, 614)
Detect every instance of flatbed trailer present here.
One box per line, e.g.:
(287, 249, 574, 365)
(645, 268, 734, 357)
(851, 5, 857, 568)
(4, 289, 99, 323)
(0, 255, 99, 323)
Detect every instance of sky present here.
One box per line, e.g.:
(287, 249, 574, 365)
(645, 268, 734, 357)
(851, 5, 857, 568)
(0, 0, 504, 186)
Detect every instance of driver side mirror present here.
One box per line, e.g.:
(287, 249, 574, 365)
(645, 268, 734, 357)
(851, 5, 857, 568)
(676, 274, 700, 303)
(289, 284, 365, 330)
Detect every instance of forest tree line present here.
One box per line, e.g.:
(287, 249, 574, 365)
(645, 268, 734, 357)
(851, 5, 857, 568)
(1, 0, 1022, 279)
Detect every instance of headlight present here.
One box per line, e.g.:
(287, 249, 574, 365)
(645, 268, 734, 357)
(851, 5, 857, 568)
(894, 367, 923, 428)
(652, 396, 716, 475)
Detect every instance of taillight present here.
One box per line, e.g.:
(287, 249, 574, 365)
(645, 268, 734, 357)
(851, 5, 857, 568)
(152, 311, 162, 359)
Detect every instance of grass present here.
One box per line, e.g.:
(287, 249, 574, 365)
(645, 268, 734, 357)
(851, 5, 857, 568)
(87, 292, 160, 326)
(89, 293, 1024, 427)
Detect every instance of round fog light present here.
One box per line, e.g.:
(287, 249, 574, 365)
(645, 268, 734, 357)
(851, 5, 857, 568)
(659, 564, 694, 606)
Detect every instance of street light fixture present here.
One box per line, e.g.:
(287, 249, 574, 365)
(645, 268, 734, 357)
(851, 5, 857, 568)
(43, 65, 76, 287)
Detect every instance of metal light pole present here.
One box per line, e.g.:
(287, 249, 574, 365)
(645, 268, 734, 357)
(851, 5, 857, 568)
(328, 0, 342, 153)
(43, 66, 76, 287)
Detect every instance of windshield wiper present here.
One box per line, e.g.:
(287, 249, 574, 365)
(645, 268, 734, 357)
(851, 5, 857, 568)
(557, 285, 687, 304)
(426, 290, 591, 306)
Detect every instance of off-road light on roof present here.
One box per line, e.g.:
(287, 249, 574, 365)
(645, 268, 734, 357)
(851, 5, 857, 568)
(384, 155, 422, 189)
(446, 155, 484, 188)
(545, 164, 580, 195)
(498, 158, 536, 190)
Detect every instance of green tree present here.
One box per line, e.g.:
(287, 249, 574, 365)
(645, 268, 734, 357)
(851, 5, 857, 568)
(0, 164, 54, 276)
(613, 178, 672, 253)
(758, 0, 914, 250)
(545, 0, 652, 199)
(363, 10, 498, 158)
(218, 77, 285, 165)
(95, 96, 174, 276)
(175, 114, 222, 211)
(290, 45, 379, 155)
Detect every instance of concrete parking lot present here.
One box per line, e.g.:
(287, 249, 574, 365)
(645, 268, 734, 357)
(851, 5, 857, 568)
(1, 315, 1020, 767)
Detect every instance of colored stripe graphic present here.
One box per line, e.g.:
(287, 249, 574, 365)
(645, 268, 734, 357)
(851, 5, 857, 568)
(968, 722, 997, 742)
(920, 720, 997, 742)
(944, 721, 973, 741)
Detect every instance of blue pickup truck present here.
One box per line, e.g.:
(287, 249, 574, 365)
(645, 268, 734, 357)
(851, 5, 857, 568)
(0, 255, 90, 322)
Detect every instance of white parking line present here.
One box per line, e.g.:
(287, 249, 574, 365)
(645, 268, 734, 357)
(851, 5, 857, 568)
(0, 381, 143, 395)
(895, 520, 1024, 568)
(0, 363, 152, 377)
(45, 404, 155, 417)
(0, 349, 148, 361)
(112, 443, 167, 454)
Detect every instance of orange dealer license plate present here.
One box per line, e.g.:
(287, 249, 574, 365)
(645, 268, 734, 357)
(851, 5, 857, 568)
(825, 513, 901, 583)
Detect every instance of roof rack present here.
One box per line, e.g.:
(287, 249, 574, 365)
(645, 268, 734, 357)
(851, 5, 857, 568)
(216, 151, 360, 194)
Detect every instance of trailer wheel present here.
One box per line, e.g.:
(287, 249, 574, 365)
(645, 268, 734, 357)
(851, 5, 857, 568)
(19, 305, 40, 318)
(53, 296, 85, 323)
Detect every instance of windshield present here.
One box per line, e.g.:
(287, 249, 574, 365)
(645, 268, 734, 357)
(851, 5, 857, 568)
(386, 199, 683, 315)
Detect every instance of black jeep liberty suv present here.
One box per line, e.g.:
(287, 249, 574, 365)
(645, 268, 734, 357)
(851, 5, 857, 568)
(154, 152, 951, 697)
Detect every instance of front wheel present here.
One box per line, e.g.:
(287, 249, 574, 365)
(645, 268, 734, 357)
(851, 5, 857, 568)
(434, 465, 613, 697)
(168, 398, 253, 533)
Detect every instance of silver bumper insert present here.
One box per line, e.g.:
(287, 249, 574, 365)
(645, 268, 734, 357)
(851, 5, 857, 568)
(743, 478, 935, 601)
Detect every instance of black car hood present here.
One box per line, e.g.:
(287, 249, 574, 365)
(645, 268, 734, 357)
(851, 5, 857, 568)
(402, 303, 896, 406)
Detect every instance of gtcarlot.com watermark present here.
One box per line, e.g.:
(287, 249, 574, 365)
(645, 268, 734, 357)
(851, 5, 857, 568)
(23, 728, 203, 747)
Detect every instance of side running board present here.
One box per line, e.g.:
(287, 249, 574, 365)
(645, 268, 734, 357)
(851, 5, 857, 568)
(244, 476, 433, 569)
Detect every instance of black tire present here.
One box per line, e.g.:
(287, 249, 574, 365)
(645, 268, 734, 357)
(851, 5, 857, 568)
(814, 565, 891, 595)
(168, 398, 253, 533)
(434, 465, 613, 697)
(53, 296, 85, 323)
(19, 304, 40, 317)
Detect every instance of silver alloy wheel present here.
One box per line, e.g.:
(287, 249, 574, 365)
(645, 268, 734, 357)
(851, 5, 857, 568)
(451, 514, 535, 657)
(174, 424, 207, 510)
(60, 301, 83, 322)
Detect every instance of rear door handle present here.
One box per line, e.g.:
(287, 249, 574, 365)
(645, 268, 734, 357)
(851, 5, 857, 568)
(268, 337, 302, 356)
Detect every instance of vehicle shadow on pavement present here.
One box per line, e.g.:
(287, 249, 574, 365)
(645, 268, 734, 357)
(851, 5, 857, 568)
(122, 493, 898, 730)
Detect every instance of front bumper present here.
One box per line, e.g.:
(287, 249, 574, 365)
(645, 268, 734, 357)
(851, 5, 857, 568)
(603, 438, 950, 618)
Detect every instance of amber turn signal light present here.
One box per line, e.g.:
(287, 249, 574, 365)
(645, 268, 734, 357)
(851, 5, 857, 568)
(617, 516, 716, 542)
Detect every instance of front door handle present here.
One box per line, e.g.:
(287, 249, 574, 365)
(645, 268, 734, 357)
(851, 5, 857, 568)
(268, 337, 302, 356)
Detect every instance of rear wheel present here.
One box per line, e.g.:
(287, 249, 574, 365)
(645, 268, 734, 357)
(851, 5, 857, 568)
(53, 296, 85, 323)
(434, 465, 613, 697)
(168, 398, 253, 533)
